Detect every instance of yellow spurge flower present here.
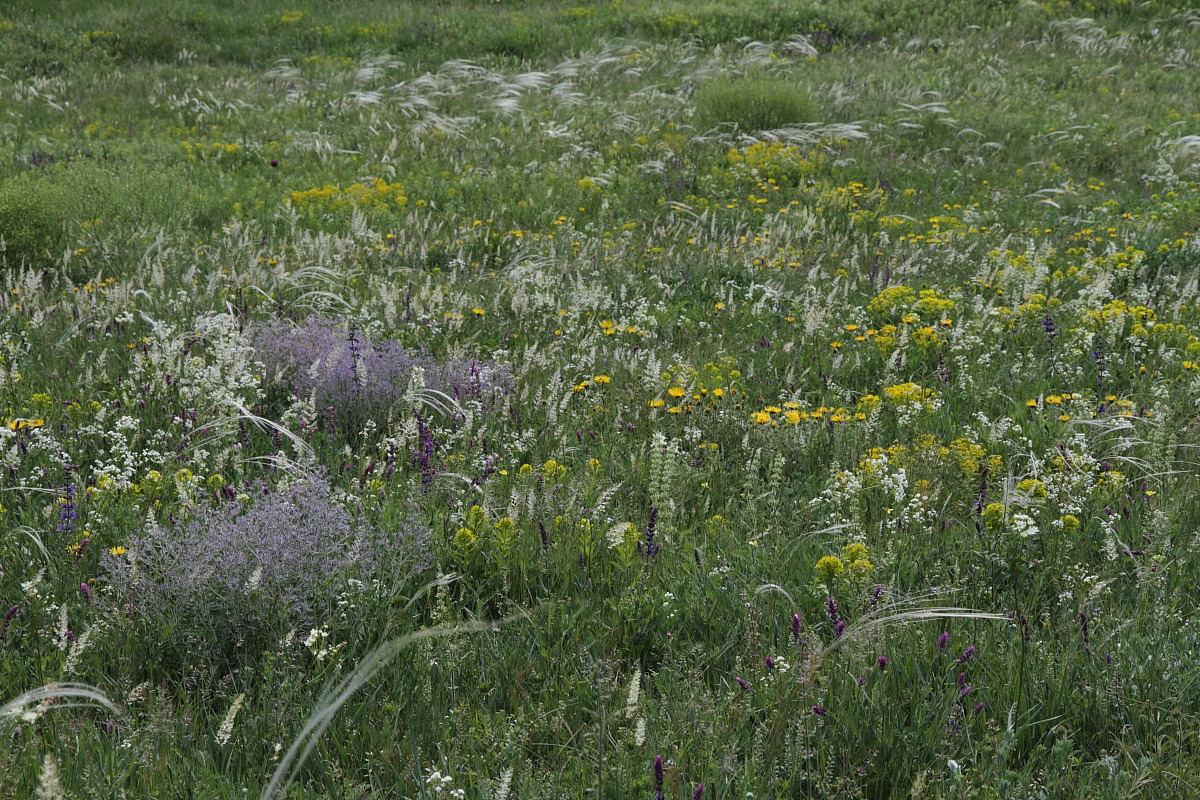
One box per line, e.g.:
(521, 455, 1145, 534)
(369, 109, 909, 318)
(842, 542, 869, 563)
(815, 555, 845, 584)
(848, 559, 873, 575)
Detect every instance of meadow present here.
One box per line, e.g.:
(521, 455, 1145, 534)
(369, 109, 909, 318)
(1, 0, 1200, 797)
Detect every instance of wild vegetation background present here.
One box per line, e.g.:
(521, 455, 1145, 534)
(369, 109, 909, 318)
(2, 0, 1200, 797)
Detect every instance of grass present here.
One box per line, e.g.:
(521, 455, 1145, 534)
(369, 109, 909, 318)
(1, 0, 1200, 798)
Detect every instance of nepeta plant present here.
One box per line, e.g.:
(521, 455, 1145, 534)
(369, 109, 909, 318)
(252, 316, 510, 412)
(101, 471, 430, 659)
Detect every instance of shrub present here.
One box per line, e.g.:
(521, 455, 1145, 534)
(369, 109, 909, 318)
(253, 316, 512, 411)
(693, 74, 820, 133)
(0, 177, 66, 269)
(101, 471, 431, 662)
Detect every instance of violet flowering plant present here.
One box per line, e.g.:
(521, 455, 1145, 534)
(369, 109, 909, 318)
(253, 315, 511, 414)
(101, 470, 430, 662)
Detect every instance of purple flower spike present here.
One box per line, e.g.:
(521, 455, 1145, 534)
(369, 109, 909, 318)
(693, 784, 704, 800)
(736, 676, 750, 692)
(956, 646, 976, 664)
(0, 605, 17, 643)
(653, 755, 664, 800)
(937, 631, 950, 651)
(764, 656, 776, 670)
(811, 704, 827, 717)
(973, 702, 986, 715)
(877, 656, 888, 671)
(80, 583, 91, 600)
(791, 613, 803, 641)
(834, 620, 846, 640)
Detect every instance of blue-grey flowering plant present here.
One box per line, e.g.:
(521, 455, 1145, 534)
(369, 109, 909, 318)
(252, 315, 511, 413)
(101, 470, 430, 663)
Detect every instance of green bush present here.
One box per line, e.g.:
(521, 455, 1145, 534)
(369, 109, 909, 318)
(0, 177, 67, 269)
(693, 74, 820, 133)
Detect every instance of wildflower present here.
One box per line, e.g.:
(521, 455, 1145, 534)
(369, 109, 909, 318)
(811, 704, 827, 716)
(693, 784, 704, 800)
(101, 472, 430, 660)
(653, 755, 665, 800)
(877, 656, 888, 671)
(764, 656, 776, 670)
(215, 693, 245, 746)
(58, 484, 77, 535)
(791, 613, 803, 641)
(0, 605, 17, 643)
(815, 556, 845, 584)
(937, 631, 950, 651)
(955, 646, 976, 664)
(736, 676, 750, 692)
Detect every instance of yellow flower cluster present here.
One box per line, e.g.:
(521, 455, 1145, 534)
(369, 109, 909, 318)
(290, 178, 409, 212)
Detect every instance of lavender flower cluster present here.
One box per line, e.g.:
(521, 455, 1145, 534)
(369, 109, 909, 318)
(102, 472, 430, 638)
(253, 316, 510, 411)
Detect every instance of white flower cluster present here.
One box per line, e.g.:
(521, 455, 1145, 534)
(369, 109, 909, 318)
(425, 770, 466, 799)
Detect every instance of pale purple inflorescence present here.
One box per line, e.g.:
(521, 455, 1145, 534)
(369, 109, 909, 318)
(101, 471, 430, 630)
(253, 316, 510, 411)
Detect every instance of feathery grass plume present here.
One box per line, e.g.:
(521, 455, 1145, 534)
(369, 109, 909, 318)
(2, 682, 123, 722)
(262, 593, 529, 800)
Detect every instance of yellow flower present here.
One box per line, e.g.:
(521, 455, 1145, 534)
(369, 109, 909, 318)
(668, 387, 686, 398)
(593, 375, 611, 384)
(108, 546, 127, 556)
(471, 307, 485, 316)
(649, 398, 665, 408)
(842, 542, 869, 563)
(752, 411, 772, 424)
(815, 555, 845, 584)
